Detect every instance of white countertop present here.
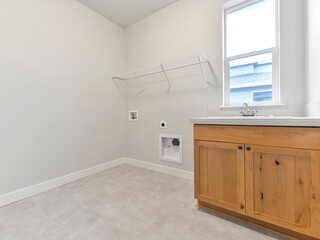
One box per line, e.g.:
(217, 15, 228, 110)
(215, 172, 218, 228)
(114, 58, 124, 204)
(190, 116, 320, 127)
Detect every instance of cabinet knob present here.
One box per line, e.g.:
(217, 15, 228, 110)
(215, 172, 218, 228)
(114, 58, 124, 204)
(275, 160, 280, 165)
(240, 204, 245, 209)
(246, 147, 251, 151)
(238, 146, 243, 150)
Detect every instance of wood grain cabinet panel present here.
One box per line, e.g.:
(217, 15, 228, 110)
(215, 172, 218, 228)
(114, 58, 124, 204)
(194, 125, 320, 240)
(195, 141, 245, 214)
(245, 145, 320, 237)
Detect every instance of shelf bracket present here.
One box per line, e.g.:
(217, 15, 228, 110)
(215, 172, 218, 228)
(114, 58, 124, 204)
(112, 76, 126, 81)
(199, 53, 215, 83)
(160, 64, 172, 88)
(198, 54, 209, 84)
(133, 71, 145, 92)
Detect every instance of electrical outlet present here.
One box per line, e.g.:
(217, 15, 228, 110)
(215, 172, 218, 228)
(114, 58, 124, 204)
(160, 121, 167, 129)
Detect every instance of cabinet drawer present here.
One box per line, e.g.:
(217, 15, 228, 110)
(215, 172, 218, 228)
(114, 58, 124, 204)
(194, 125, 320, 150)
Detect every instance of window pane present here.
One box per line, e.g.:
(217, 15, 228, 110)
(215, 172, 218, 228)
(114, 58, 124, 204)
(226, 0, 276, 57)
(253, 90, 272, 102)
(230, 52, 272, 104)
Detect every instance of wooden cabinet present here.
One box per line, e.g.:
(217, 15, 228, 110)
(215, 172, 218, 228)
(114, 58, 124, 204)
(194, 125, 320, 240)
(195, 141, 245, 214)
(246, 145, 320, 237)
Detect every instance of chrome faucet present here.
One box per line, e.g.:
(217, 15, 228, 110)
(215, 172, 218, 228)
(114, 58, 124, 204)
(240, 103, 257, 117)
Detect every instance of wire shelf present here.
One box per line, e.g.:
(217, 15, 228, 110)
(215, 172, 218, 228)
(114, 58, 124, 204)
(112, 53, 214, 92)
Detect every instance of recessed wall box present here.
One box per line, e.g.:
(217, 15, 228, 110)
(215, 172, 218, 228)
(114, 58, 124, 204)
(128, 111, 138, 121)
(159, 134, 182, 164)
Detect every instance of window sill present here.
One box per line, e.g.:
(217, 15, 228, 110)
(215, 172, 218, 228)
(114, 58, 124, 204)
(219, 103, 287, 110)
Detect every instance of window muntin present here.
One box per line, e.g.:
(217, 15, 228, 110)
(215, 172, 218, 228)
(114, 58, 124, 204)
(223, 0, 279, 106)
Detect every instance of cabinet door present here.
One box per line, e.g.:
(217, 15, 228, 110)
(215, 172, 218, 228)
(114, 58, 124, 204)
(195, 141, 245, 214)
(245, 145, 320, 237)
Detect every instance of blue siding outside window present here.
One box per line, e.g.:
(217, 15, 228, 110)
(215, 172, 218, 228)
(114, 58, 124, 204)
(230, 58, 272, 104)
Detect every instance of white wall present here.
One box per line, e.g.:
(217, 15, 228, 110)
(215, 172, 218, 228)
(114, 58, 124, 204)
(0, 0, 309, 196)
(124, 0, 306, 172)
(305, 0, 320, 116)
(0, 0, 125, 195)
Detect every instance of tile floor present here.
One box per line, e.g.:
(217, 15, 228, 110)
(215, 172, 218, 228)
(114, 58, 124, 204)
(0, 164, 288, 240)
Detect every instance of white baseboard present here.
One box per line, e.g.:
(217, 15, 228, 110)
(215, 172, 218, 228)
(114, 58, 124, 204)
(0, 158, 124, 208)
(123, 157, 194, 181)
(0, 157, 193, 208)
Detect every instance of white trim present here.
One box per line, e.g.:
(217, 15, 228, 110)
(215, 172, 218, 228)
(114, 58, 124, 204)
(0, 158, 125, 208)
(274, 0, 281, 104)
(230, 81, 272, 89)
(219, 102, 286, 110)
(123, 157, 193, 181)
(223, 0, 261, 11)
(222, 4, 227, 106)
(0, 157, 193, 208)
(228, 48, 274, 61)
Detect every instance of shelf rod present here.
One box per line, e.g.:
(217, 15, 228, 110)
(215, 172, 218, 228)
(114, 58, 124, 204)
(160, 64, 171, 88)
(112, 76, 126, 81)
(198, 54, 209, 83)
(112, 60, 210, 81)
(133, 71, 145, 92)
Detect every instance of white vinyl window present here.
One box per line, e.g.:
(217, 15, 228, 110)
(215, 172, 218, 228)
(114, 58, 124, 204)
(223, 0, 280, 107)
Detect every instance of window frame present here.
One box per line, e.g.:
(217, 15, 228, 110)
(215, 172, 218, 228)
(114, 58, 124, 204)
(222, 0, 280, 107)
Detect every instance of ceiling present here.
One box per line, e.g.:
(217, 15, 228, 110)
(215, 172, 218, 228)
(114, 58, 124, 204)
(77, 0, 179, 28)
